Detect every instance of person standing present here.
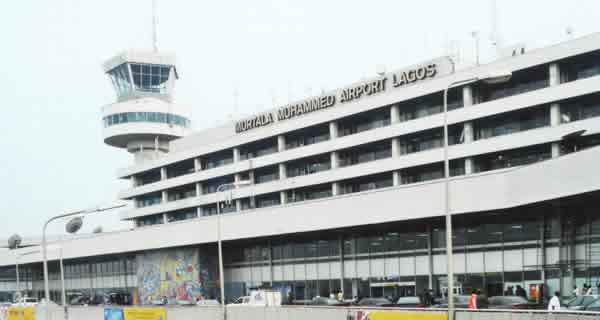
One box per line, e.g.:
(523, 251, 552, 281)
(586, 285, 593, 295)
(572, 285, 580, 297)
(548, 291, 561, 311)
(468, 290, 478, 310)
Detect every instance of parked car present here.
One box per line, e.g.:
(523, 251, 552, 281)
(395, 296, 427, 308)
(488, 296, 532, 309)
(355, 297, 395, 307)
(231, 296, 251, 304)
(566, 295, 600, 310)
(14, 297, 38, 306)
(433, 295, 489, 309)
(584, 298, 600, 311)
(309, 297, 350, 306)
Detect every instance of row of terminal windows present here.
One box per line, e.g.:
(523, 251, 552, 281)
(223, 203, 573, 264)
(132, 91, 600, 210)
(134, 135, 600, 227)
(103, 112, 191, 128)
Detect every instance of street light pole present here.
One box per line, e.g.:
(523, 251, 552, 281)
(41, 203, 127, 318)
(215, 181, 251, 312)
(443, 71, 511, 320)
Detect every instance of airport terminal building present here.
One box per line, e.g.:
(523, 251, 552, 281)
(2, 34, 600, 305)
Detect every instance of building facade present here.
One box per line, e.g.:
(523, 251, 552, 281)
(2, 34, 600, 305)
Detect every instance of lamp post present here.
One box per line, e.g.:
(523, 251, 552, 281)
(443, 71, 511, 319)
(41, 203, 127, 318)
(215, 181, 252, 309)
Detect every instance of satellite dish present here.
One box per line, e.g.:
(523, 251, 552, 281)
(92, 226, 103, 234)
(8, 234, 22, 249)
(65, 217, 84, 234)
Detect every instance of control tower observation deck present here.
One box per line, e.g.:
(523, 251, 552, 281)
(101, 50, 192, 163)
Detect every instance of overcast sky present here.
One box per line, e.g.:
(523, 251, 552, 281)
(0, 0, 597, 237)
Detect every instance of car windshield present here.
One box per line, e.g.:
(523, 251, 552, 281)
(397, 297, 419, 303)
(582, 296, 598, 306)
(570, 296, 597, 306)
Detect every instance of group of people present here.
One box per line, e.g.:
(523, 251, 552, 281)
(573, 284, 594, 296)
(503, 285, 528, 298)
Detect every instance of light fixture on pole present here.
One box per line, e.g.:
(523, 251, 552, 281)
(41, 203, 127, 319)
(215, 180, 252, 313)
(443, 71, 511, 320)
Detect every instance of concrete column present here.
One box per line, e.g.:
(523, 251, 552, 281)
(280, 191, 287, 205)
(427, 225, 433, 290)
(462, 85, 474, 107)
(195, 182, 202, 197)
(390, 104, 400, 124)
(161, 190, 168, 203)
(463, 85, 475, 174)
(332, 182, 340, 196)
(277, 135, 286, 152)
(550, 63, 562, 158)
(279, 163, 287, 180)
(393, 171, 401, 186)
(391, 138, 400, 158)
(194, 158, 201, 172)
(163, 213, 168, 224)
(463, 122, 475, 174)
(233, 147, 240, 163)
(329, 121, 339, 139)
(234, 174, 242, 211)
(197, 207, 202, 218)
(131, 176, 137, 188)
(248, 171, 256, 208)
(160, 167, 167, 180)
(331, 151, 339, 169)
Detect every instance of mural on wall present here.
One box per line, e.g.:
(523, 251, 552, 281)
(136, 247, 215, 305)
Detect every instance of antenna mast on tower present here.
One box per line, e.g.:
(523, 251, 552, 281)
(152, 0, 159, 52)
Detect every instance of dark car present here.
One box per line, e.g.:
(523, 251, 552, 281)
(310, 297, 350, 306)
(395, 296, 427, 308)
(355, 297, 396, 307)
(566, 295, 600, 310)
(433, 295, 489, 309)
(488, 296, 531, 309)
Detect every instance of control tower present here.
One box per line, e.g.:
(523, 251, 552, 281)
(101, 50, 192, 163)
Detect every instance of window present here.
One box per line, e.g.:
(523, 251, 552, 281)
(167, 184, 196, 201)
(401, 163, 444, 184)
(477, 65, 548, 102)
(102, 112, 190, 128)
(286, 183, 332, 203)
(135, 169, 161, 186)
(338, 140, 391, 167)
(239, 138, 278, 160)
(202, 176, 234, 194)
(338, 107, 390, 137)
(167, 208, 198, 222)
(136, 192, 162, 208)
(286, 154, 331, 177)
(130, 63, 171, 93)
(254, 166, 279, 184)
(136, 214, 164, 227)
(339, 172, 393, 194)
(473, 144, 551, 173)
(474, 107, 550, 140)
(561, 93, 600, 124)
(202, 150, 234, 170)
(166, 159, 195, 179)
(561, 50, 600, 82)
(256, 192, 281, 208)
(285, 124, 330, 150)
(398, 89, 462, 122)
(400, 129, 443, 155)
